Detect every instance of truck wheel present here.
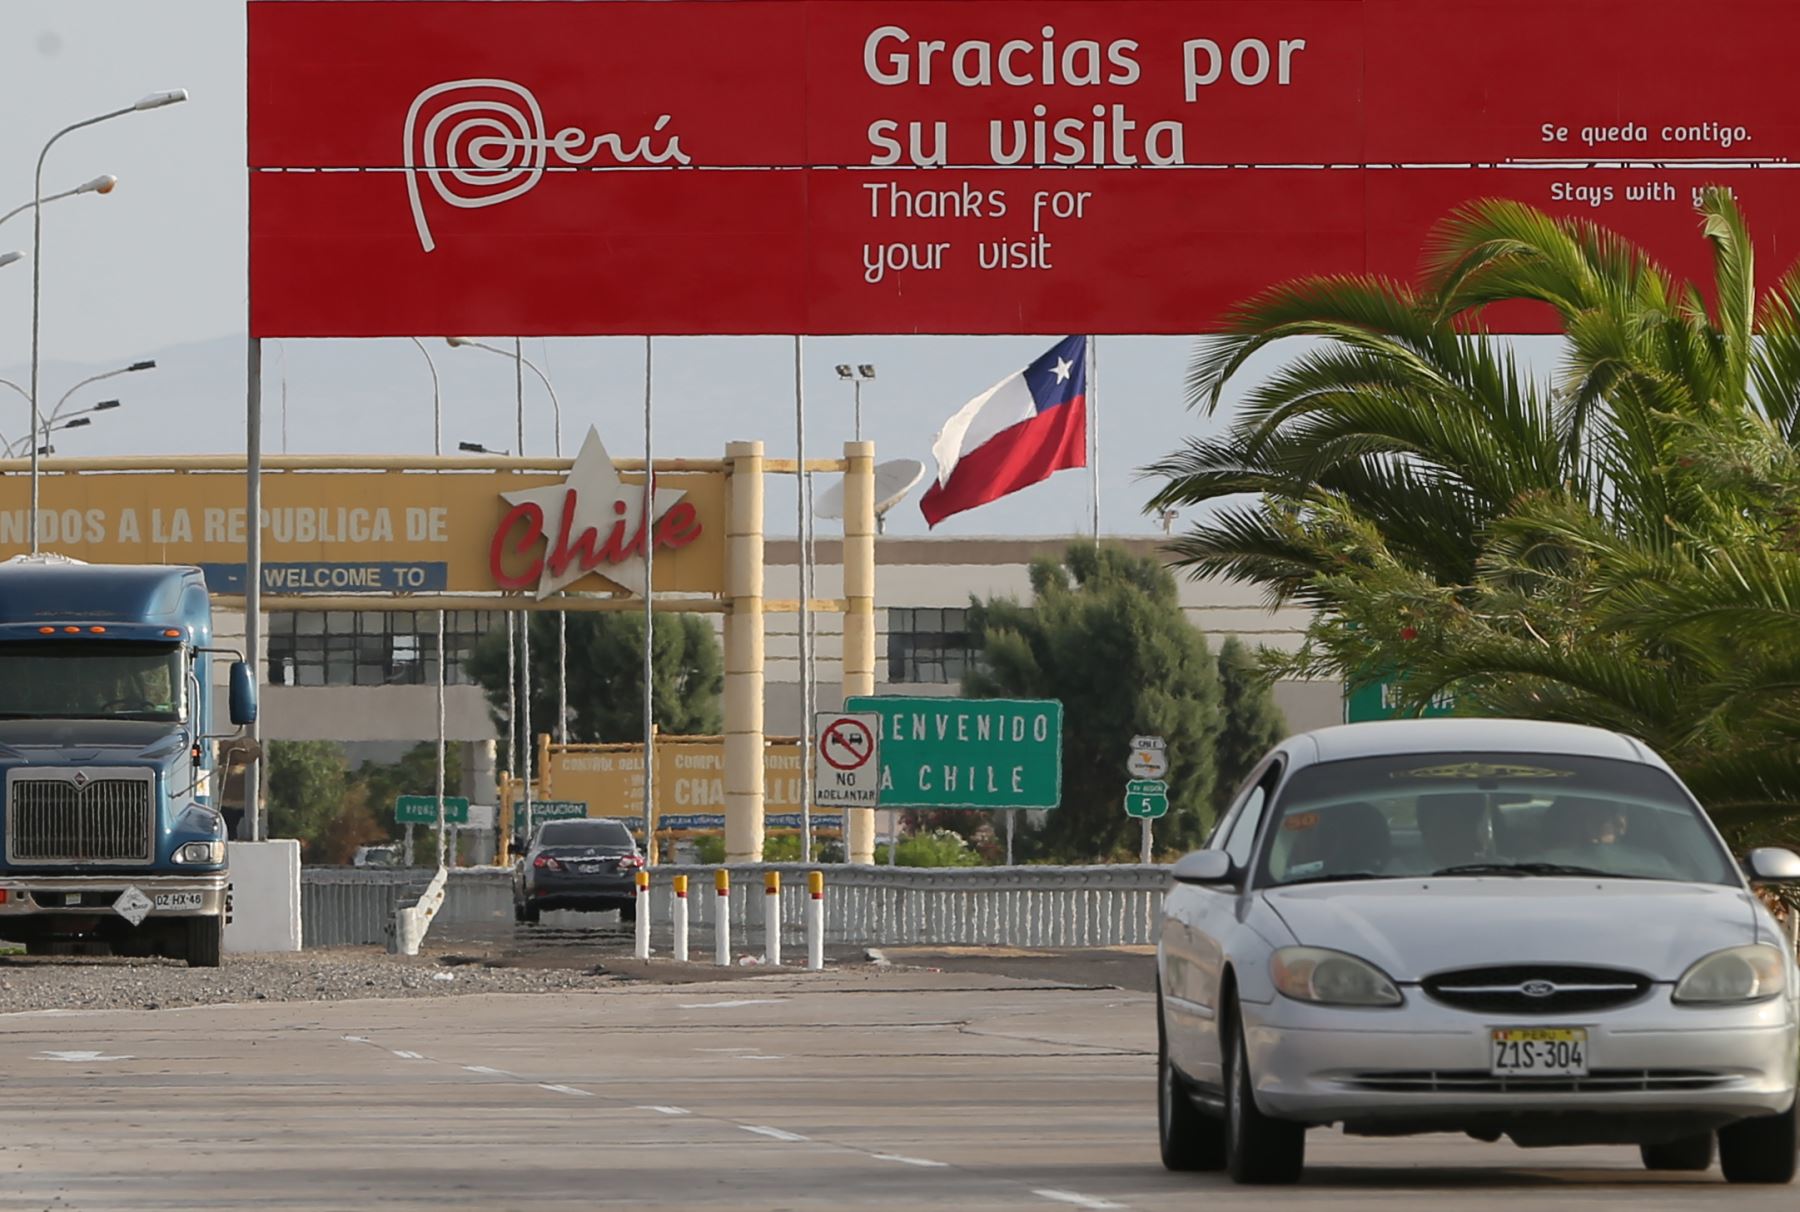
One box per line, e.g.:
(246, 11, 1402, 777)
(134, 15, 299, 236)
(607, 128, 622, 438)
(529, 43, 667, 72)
(185, 916, 224, 968)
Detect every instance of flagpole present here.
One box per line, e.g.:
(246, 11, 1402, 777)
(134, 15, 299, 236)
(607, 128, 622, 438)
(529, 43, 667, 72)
(1087, 334, 1100, 547)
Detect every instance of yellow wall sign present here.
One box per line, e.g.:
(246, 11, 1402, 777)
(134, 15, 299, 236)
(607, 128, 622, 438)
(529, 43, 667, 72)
(541, 738, 831, 821)
(2, 433, 726, 598)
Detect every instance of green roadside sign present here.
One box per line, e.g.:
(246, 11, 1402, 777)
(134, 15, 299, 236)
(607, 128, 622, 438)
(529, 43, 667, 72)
(395, 795, 470, 826)
(1344, 674, 1456, 724)
(845, 696, 1062, 810)
(1124, 779, 1169, 820)
(526, 800, 588, 832)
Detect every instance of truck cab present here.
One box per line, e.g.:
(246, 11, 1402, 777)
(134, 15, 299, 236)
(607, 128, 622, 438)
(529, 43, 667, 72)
(0, 556, 256, 967)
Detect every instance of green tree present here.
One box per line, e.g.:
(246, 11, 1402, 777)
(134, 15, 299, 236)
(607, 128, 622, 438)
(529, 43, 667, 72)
(264, 740, 348, 858)
(1143, 188, 1800, 836)
(1215, 638, 1286, 815)
(468, 612, 723, 758)
(964, 543, 1223, 861)
(352, 742, 464, 841)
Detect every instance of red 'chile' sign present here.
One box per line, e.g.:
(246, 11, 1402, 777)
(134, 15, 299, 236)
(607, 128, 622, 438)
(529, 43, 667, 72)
(486, 430, 706, 598)
(248, 0, 1800, 337)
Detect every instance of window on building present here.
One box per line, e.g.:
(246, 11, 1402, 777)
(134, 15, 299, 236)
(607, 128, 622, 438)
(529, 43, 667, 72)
(887, 607, 977, 684)
(266, 610, 501, 688)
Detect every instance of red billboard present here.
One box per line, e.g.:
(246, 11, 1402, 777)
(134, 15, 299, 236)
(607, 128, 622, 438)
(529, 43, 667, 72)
(248, 0, 1800, 337)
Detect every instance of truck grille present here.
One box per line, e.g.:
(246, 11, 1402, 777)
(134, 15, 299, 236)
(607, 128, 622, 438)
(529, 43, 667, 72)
(6, 771, 155, 864)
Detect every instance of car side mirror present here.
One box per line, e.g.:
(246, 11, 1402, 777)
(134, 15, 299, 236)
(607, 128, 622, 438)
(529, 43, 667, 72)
(228, 661, 258, 727)
(1171, 849, 1235, 886)
(1744, 847, 1800, 883)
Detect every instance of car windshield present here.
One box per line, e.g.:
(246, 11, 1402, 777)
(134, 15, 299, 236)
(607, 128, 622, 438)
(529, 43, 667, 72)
(536, 819, 635, 850)
(0, 640, 185, 722)
(1257, 751, 1736, 888)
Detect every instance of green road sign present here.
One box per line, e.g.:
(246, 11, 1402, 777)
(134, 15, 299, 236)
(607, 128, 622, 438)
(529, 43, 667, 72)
(845, 696, 1062, 810)
(1344, 672, 1456, 723)
(1124, 779, 1169, 820)
(527, 800, 588, 832)
(395, 795, 470, 826)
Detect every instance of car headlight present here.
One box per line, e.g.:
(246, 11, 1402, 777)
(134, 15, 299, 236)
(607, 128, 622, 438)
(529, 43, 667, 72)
(1270, 946, 1403, 1007)
(174, 841, 225, 864)
(1672, 944, 1787, 1004)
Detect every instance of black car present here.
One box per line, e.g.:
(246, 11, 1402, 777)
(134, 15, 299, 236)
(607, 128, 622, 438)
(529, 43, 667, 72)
(512, 818, 644, 924)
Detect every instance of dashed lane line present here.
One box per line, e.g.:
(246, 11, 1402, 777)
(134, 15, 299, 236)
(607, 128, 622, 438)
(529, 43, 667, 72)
(739, 1124, 810, 1142)
(1033, 1191, 1126, 1211)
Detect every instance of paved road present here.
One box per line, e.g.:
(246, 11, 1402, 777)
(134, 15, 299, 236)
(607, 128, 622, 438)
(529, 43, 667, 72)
(0, 967, 1788, 1210)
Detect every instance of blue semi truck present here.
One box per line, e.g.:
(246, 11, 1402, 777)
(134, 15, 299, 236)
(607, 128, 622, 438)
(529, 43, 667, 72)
(0, 555, 257, 967)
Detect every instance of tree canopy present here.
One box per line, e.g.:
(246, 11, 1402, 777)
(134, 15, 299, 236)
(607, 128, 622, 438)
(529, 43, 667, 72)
(1146, 188, 1800, 839)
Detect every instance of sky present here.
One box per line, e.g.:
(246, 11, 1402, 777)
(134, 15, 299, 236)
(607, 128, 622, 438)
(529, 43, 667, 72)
(0, 1, 1562, 542)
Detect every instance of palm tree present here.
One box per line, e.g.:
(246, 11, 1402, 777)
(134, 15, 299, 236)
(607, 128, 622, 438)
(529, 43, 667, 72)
(1144, 189, 1800, 831)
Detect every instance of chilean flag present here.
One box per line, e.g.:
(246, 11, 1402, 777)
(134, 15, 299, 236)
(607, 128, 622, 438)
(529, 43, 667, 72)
(920, 336, 1088, 527)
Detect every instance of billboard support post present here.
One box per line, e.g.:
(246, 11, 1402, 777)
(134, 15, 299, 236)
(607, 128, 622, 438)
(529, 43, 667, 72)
(724, 441, 766, 862)
(245, 335, 264, 842)
(842, 439, 877, 865)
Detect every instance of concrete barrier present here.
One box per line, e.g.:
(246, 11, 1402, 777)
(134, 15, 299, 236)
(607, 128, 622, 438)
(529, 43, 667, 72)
(225, 840, 303, 952)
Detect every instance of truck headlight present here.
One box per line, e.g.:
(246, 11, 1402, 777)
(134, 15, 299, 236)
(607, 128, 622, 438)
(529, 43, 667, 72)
(1270, 946, 1403, 1007)
(174, 841, 225, 864)
(1673, 944, 1787, 1004)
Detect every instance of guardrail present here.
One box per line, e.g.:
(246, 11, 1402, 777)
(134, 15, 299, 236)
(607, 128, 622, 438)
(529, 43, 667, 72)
(301, 864, 1170, 949)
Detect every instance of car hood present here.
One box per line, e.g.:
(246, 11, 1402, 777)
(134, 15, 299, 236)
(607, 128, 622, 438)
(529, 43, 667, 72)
(1261, 878, 1761, 982)
(0, 718, 187, 768)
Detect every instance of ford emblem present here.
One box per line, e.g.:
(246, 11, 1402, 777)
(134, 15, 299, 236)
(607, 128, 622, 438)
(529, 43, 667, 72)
(1520, 980, 1557, 998)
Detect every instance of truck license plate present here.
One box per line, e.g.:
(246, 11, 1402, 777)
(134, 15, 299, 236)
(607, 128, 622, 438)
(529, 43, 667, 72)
(152, 891, 205, 911)
(1490, 1027, 1587, 1077)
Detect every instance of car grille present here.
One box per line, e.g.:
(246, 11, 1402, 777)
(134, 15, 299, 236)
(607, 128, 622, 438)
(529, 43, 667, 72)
(1422, 965, 1652, 1014)
(1344, 1069, 1733, 1094)
(6, 772, 155, 864)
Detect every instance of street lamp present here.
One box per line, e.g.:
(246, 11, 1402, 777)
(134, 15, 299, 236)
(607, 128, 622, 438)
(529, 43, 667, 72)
(834, 362, 876, 443)
(41, 361, 152, 439)
(0, 175, 116, 229)
(445, 337, 562, 456)
(0, 251, 21, 269)
(408, 338, 442, 456)
(458, 440, 509, 455)
(29, 89, 187, 553)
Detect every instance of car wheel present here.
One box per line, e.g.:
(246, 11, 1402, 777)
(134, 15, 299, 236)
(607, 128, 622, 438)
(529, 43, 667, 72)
(1639, 1133, 1715, 1172)
(1718, 1100, 1797, 1184)
(619, 900, 637, 924)
(1157, 984, 1225, 1171)
(520, 901, 540, 925)
(1224, 1001, 1304, 1185)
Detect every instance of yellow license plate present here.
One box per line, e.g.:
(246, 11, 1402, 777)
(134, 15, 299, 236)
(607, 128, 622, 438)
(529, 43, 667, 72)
(1490, 1027, 1587, 1077)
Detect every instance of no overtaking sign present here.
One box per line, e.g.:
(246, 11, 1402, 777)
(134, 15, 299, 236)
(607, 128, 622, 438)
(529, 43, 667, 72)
(813, 712, 880, 807)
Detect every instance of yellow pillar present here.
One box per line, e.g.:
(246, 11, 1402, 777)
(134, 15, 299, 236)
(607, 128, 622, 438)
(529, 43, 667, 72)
(725, 440, 767, 862)
(842, 440, 878, 865)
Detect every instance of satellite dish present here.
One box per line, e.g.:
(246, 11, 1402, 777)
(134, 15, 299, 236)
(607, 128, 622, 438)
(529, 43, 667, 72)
(814, 458, 927, 532)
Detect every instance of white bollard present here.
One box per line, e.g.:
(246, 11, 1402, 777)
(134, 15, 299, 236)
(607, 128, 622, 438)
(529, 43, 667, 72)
(806, 870, 824, 971)
(715, 869, 732, 966)
(764, 871, 782, 967)
(672, 874, 690, 963)
(634, 869, 650, 959)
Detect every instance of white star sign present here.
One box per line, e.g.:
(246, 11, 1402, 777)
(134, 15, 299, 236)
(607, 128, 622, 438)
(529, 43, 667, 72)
(1051, 357, 1074, 384)
(494, 428, 694, 599)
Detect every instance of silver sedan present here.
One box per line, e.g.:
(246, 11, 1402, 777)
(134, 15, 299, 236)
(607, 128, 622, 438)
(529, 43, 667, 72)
(1156, 718, 1800, 1185)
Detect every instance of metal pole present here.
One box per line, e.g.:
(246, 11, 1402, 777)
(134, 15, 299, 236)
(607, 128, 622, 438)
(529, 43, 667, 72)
(1007, 811, 1015, 866)
(408, 336, 441, 457)
(1141, 814, 1152, 864)
(557, 609, 568, 744)
(521, 612, 534, 836)
(436, 606, 447, 868)
(245, 336, 264, 841)
(1087, 334, 1100, 546)
(643, 335, 657, 862)
(852, 380, 862, 445)
(513, 337, 525, 456)
(505, 610, 516, 781)
(794, 336, 813, 863)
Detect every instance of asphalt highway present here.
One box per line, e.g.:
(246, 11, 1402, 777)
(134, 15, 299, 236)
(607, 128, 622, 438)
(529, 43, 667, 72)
(0, 963, 1790, 1210)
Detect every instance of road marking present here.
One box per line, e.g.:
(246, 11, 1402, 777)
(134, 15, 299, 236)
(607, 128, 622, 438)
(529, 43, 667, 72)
(677, 998, 785, 1009)
(36, 1050, 132, 1063)
(391, 1050, 427, 1060)
(339, 1035, 370, 1043)
(1033, 1192, 1125, 1211)
(871, 1153, 950, 1168)
(637, 1105, 692, 1116)
(740, 1124, 809, 1142)
(538, 1083, 595, 1097)
(464, 1065, 518, 1078)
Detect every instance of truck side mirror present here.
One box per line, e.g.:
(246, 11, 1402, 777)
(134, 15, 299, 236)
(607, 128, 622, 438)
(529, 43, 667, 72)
(229, 660, 258, 727)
